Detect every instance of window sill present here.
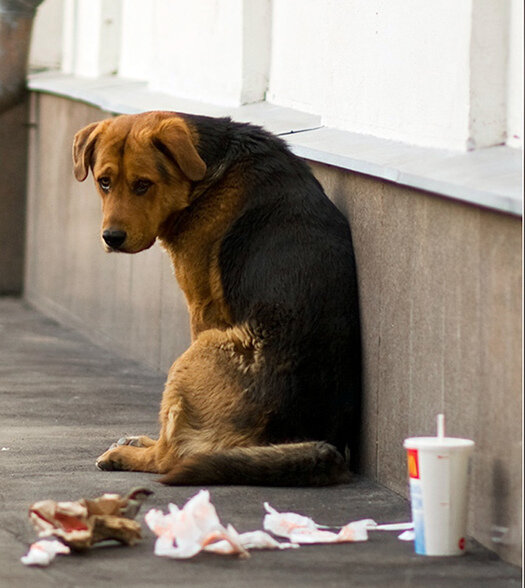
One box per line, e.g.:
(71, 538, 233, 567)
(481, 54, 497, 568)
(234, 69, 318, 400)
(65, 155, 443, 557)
(28, 71, 522, 217)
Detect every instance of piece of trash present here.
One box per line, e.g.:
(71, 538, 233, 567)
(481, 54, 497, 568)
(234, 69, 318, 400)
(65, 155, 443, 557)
(27, 487, 153, 551)
(366, 520, 415, 541)
(263, 504, 414, 545)
(1, 447, 9, 451)
(145, 490, 299, 559)
(146, 491, 414, 559)
(21, 539, 70, 566)
(263, 503, 370, 544)
(398, 530, 416, 541)
(205, 528, 299, 554)
(368, 521, 414, 532)
(145, 490, 250, 559)
(262, 503, 320, 536)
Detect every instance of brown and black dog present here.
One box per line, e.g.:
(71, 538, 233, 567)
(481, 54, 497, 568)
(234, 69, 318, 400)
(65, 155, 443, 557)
(73, 111, 361, 486)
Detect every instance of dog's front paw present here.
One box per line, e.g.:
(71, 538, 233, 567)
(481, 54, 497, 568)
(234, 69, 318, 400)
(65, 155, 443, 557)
(95, 436, 148, 470)
(95, 436, 158, 472)
(96, 446, 121, 471)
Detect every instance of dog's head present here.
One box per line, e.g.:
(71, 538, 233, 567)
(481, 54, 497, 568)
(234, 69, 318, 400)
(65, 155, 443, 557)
(72, 111, 206, 253)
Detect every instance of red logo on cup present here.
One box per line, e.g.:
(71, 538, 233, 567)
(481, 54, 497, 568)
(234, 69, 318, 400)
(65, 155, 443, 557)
(407, 449, 419, 479)
(458, 537, 466, 550)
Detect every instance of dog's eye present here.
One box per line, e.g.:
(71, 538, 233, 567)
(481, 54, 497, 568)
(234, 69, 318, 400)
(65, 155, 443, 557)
(98, 177, 111, 192)
(133, 179, 152, 196)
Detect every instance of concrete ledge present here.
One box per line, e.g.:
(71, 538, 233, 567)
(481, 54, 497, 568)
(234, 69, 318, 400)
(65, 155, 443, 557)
(287, 130, 522, 216)
(28, 71, 522, 217)
(27, 71, 322, 136)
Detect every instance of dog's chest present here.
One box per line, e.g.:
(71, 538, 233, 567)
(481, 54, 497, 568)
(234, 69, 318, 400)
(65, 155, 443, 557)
(163, 223, 230, 337)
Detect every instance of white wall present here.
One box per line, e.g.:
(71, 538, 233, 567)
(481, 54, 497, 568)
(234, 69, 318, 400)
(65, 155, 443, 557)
(29, 0, 64, 70)
(149, 0, 244, 106)
(469, 0, 510, 149)
(118, 0, 270, 107)
(29, 0, 523, 150)
(268, 0, 520, 151)
(118, 0, 154, 81)
(61, 0, 121, 77)
(267, 0, 325, 115)
(506, 0, 524, 148)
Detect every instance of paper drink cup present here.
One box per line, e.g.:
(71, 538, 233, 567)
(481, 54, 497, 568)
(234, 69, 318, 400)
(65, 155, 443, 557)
(404, 415, 474, 556)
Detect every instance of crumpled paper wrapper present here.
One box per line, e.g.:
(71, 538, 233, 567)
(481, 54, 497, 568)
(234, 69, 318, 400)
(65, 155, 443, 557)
(23, 487, 413, 566)
(263, 503, 414, 544)
(20, 539, 71, 566)
(145, 490, 298, 559)
(144, 490, 413, 559)
(263, 502, 371, 543)
(27, 488, 153, 551)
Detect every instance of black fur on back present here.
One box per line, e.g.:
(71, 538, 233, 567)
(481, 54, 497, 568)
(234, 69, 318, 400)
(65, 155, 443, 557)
(180, 114, 362, 469)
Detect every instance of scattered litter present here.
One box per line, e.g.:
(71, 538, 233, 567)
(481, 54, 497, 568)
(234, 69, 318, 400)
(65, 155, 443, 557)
(398, 530, 416, 541)
(22, 487, 414, 568)
(262, 503, 321, 536)
(263, 504, 413, 544)
(263, 503, 370, 544)
(206, 529, 299, 554)
(369, 521, 414, 532)
(1, 447, 9, 451)
(145, 490, 248, 559)
(366, 520, 415, 541)
(21, 539, 70, 567)
(146, 493, 414, 559)
(145, 489, 298, 559)
(364, 520, 415, 542)
(26, 487, 152, 551)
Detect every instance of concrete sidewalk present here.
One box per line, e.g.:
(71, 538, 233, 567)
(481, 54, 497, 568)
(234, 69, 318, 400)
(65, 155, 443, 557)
(0, 298, 520, 587)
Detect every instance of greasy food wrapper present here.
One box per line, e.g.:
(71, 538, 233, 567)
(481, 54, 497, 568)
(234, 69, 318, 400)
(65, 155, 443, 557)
(145, 490, 297, 559)
(27, 487, 153, 550)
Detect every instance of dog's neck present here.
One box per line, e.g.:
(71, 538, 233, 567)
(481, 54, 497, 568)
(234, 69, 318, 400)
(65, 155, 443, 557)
(157, 165, 246, 335)
(188, 160, 230, 202)
(158, 113, 269, 269)
(159, 163, 244, 248)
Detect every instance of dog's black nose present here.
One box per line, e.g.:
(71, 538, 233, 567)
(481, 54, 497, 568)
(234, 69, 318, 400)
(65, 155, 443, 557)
(102, 229, 127, 249)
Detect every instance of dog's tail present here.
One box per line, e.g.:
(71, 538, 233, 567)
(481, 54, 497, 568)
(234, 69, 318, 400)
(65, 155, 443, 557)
(158, 441, 351, 487)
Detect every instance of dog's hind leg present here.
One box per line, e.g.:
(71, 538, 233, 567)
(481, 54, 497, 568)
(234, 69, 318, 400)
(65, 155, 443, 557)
(94, 326, 266, 475)
(158, 441, 351, 486)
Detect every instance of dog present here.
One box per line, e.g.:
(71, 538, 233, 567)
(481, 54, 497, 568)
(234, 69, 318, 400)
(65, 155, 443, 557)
(72, 111, 361, 486)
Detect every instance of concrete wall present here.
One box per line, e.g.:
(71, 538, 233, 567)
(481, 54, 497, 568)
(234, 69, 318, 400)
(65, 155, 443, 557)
(24, 93, 522, 566)
(311, 161, 522, 566)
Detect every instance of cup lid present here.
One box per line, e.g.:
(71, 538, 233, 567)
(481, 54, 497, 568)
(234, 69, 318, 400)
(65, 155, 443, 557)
(404, 436, 475, 450)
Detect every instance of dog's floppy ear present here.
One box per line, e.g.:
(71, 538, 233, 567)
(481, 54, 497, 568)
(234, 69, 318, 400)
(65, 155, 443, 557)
(72, 121, 103, 182)
(153, 119, 207, 182)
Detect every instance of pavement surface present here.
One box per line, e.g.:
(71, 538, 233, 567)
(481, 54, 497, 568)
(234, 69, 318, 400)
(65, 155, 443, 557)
(0, 297, 521, 587)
